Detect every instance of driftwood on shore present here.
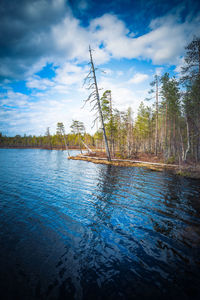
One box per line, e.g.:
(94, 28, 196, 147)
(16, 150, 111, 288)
(68, 154, 200, 179)
(81, 155, 179, 167)
(68, 154, 178, 170)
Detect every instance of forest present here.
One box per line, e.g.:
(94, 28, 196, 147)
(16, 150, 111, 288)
(0, 37, 199, 165)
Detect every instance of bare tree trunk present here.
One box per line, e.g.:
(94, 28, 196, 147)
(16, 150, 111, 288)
(155, 77, 159, 155)
(184, 118, 190, 162)
(89, 46, 111, 161)
(81, 140, 93, 153)
(165, 103, 168, 159)
(61, 131, 70, 156)
(109, 91, 114, 156)
(178, 126, 184, 162)
(173, 117, 176, 156)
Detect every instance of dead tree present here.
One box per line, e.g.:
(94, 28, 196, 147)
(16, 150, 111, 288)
(81, 140, 93, 154)
(155, 75, 159, 156)
(60, 127, 70, 156)
(146, 74, 160, 155)
(83, 45, 111, 161)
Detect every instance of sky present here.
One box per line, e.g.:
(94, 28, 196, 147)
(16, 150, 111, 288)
(0, 0, 200, 136)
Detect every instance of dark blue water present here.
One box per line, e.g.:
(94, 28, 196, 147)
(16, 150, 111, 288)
(0, 149, 200, 300)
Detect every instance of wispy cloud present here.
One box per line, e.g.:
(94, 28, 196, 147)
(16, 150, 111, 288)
(129, 73, 149, 84)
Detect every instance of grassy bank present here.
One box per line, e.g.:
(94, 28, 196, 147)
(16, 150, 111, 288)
(68, 154, 200, 179)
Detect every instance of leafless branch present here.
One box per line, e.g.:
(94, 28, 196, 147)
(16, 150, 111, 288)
(91, 115, 99, 128)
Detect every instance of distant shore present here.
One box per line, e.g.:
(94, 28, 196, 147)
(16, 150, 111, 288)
(0, 145, 84, 150)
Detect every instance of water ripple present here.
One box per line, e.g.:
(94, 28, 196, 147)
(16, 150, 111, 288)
(0, 149, 200, 299)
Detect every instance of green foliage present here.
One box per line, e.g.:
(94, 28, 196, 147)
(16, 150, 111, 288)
(181, 36, 200, 83)
(181, 36, 200, 162)
(70, 120, 85, 135)
(101, 90, 111, 121)
(161, 73, 180, 115)
(134, 102, 151, 139)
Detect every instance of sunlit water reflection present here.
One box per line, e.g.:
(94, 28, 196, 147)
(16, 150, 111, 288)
(0, 149, 200, 299)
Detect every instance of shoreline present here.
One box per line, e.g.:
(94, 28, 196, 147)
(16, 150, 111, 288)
(0, 146, 84, 151)
(68, 154, 200, 179)
(1, 147, 199, 179)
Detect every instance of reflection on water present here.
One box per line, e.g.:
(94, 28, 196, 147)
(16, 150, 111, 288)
(0, 149, 200, 300)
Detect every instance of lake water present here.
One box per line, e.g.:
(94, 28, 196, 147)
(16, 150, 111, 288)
(0, 149, 200, 300)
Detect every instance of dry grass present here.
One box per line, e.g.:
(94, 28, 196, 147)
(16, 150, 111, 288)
(87, 151, 165, 163)
(68, 154, 200, 179)
(68, 155, 169, 172)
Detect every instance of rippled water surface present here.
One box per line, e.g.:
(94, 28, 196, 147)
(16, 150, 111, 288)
(0, 149, 200, 300)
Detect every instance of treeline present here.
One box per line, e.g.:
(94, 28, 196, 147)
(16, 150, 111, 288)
(0, 121, 95, 150)
(0, 132, 94, 150)
(0, 37, 199, 164)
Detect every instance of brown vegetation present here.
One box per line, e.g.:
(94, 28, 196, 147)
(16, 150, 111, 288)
(68, 152, 200, 179)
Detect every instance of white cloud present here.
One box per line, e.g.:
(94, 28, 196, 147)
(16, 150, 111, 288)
(0, 91, 29, 108)
(26, 76, 55, 90)
(26, 62, 88, 98)
(174, 57, 185, 75)
(54, 62, 86, 85)
(129, 73, 149, 84)
(89, 12, 200, 65)
(98, 76, 148, 115)
(155, 67, 163, 76)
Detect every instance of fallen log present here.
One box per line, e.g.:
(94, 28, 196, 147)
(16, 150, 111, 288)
(80, 155, 179, 168)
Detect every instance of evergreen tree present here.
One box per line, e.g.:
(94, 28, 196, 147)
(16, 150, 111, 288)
(181, 36, 200, 162)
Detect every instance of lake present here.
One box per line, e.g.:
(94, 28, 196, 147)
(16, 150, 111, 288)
(0, 149, 200, 300)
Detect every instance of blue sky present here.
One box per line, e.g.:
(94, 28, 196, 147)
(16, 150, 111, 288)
(0, 0, 200, 136)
